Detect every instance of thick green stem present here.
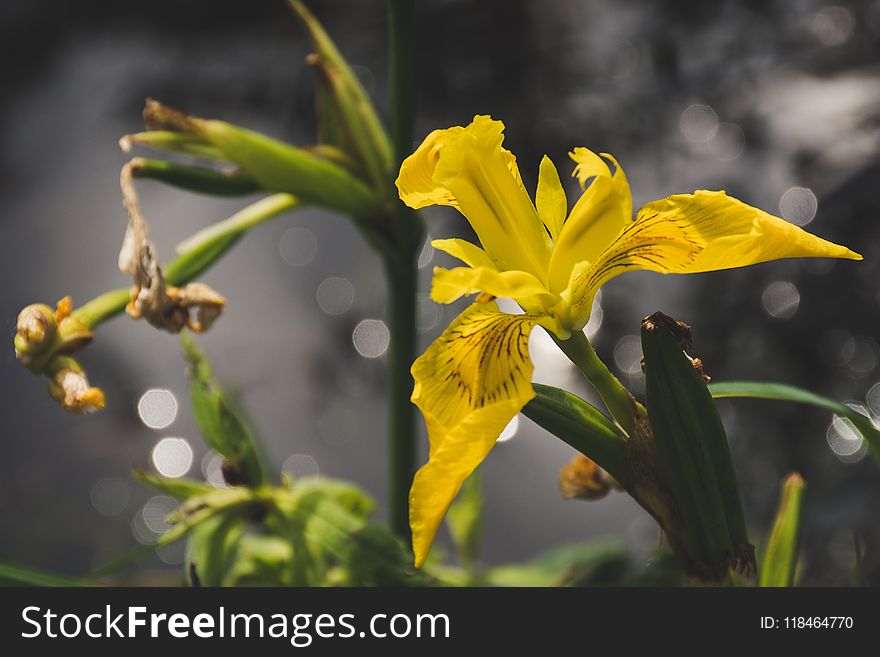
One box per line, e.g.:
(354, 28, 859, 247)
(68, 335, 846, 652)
(553, 331, 642, 436)
(70, 194, 299, 331)
(386, 0, 420, 542)
(389, 0, 416, 175)
(384, 254, 418, 542)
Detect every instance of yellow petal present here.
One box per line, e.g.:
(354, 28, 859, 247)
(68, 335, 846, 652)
(431, 238, 497, 270)
(431, 116, 551, 279)
(430, 266, 558, 306)
(548, 149, 632, 293)
(566, 189, 861, 329)
(397, 121, 532, 213)
(395, 126, 464, 209)
(536, 155, 567, 241)
(410, 303, 540, 567)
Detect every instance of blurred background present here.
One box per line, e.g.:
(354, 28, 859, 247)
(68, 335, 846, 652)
(1, 0, 878, 585)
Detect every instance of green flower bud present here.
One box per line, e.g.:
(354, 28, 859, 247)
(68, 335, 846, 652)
(290, 0, 392, 192)
(15, 303, 58, 370)
(140, 99, 381, 219)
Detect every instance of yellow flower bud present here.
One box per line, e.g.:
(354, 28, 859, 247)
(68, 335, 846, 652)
(559, 454, 613, 501)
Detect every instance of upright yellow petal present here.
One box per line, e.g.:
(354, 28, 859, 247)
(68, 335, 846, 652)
(565, 189, 861, 329)
(410, 303, 541, 567)
(430, 266, 559, 308)
(431, 116, 552, 279)
(548, 149, 632, 293)
(536, 155, 567, 241)
(395, 126, 464, 209)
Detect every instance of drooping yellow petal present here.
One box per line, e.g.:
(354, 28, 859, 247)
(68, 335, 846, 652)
(431, 238, 497, 270)
(536, 155, 567, 241)
(431, 116, 552, 279)
(548, 149, 633, 293)
(410, 302, 540, 567)
(565, 189, 861, 329)
(430, 266, 559, 306)
(395, 126, 464, 209)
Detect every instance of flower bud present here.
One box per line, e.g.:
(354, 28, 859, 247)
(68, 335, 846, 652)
(46, 356, 105, 413)
(140, 99, 380, 219)
(559, 454, 613, 501)
(290, 0, 392, 191)
(14, 304, 58, 369)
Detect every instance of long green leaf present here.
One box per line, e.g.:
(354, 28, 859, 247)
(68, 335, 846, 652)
(131, 158, 259, 196)
(0, 560, 84, 587)
(760, 473, 805, 587)
(523, 384, 627, 481)
(133, 470, 213, 501)
(708, 381, 880, 462)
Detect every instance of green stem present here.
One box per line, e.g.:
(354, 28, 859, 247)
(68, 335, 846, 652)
(524, 384, 628, 480)
(174, 193, 298, 255)
(389, 0, 416, 173)
(70, 288, 132, 329)
(70, 193, 299, 330)
(553, 331, 641, 436)
(384, 254, 418, 542)
(386, 0, 420, 542)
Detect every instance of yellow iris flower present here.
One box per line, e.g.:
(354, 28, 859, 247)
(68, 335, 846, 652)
(396, 115, 861, 567)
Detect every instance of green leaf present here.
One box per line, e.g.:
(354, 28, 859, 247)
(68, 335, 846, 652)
(187, 511, 248, 587)
(168, 194, 299, 285)
(276, 484, 429, 586)
(0, 560, 83, 587)
(641, 312, 750, 577)
(523, 384, 627, 481)
(130, 158, 259, 196)
(445, 469, 485, 570)
(133, 470, 213, 500)
(88, 489, 254, 582)
(121, 130, 230, 161)
(180, 333, 266, 487)
(486, 541, 630, 587)
(289, 478, 374, 517)
(708, 381, 880, 463)
(223, 534, 295, 586)
(760, 473, 805, 587)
